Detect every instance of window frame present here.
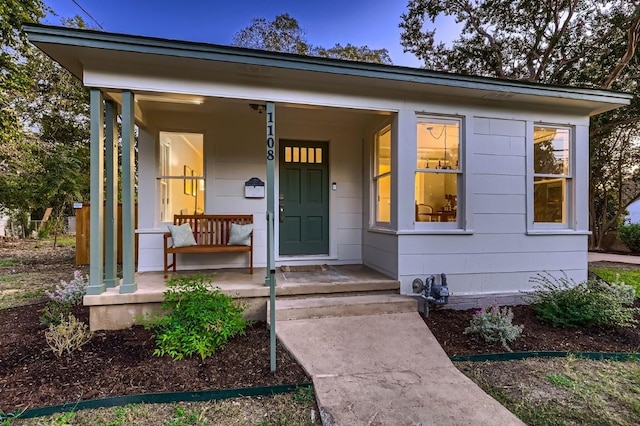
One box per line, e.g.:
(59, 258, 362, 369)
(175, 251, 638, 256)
(371, 124, 392, 228)
(414, 115, 465, 231)
(156, 131, 205, 224)
(528, 122, 575, 231)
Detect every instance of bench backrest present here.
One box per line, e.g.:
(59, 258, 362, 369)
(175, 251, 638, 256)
(174, 214, 253, 245)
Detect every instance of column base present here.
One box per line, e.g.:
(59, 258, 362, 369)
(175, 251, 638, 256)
(86, 284, 106, 295)
(119, 282, 137, 294)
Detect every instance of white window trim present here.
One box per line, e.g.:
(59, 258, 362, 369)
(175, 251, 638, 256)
(371, 124, 392, 229)
(526, 122, 575, 233)
(414, 114, 472, 233)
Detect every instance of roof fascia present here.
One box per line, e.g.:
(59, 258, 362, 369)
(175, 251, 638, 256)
(24, 24, 633, 107)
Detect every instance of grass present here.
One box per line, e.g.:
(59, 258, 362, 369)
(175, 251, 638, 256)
(6, 393, 319, 425)
(0, 272, 56, 309)
(0, 259, 19, 268)
(460, 357, 640, 426)
(591, 267, 640, 294)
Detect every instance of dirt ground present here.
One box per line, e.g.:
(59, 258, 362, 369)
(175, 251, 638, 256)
(2, 238, 640, 424)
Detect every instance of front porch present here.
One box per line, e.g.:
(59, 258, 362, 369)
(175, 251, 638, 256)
(84, 264, 400, 330)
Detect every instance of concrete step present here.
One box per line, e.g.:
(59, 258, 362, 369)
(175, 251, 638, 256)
(267, 294, 418, 323)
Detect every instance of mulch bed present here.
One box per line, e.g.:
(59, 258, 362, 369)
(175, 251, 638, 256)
(3, 302, 640, 414)
(0, 303, 309, 413)
(424, 302, 640, 357)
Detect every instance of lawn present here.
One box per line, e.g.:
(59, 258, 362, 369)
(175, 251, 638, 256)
(592, 267, 640, 294)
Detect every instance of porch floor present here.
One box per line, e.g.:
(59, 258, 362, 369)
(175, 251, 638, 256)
(84, 264, 398, 307)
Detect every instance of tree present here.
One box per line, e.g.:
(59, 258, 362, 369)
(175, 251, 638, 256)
(1, 14, 91, 243)
(233, 13, 308, 55)
(0, 0, 47, 214)
(400, 0, 640, 249)
(311, 43, 392, 65)
(233, 14, 392, 64)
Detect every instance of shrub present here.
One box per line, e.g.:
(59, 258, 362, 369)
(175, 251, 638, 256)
(528, 272, 639, 328)
(40, 300, 72, 326)
(463, 304, 523, 352)
(45, 314, 93, 357)
(40, 271, 89, 326)
(618, 222, 640, 252)
(140, 274, 250, 360)
(595, 277, 636, 305)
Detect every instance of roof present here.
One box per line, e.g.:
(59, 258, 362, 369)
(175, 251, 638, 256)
(24, 24, 632, 115)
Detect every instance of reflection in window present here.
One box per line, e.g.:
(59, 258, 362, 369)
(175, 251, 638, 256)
(533, 127, 571, 224)
(285, 146, 323, 163)
(373, 126, 391, 223)
(158, 132, 204, 221)
(415, 118, 461, 225)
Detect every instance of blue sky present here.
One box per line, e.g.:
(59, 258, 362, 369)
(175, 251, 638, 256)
(42, 0, 460, 68)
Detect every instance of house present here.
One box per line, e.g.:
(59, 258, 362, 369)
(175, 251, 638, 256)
(26, 24, 631, 314)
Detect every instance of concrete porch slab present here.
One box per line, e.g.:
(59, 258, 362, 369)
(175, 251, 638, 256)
(83, 264, 400, 330)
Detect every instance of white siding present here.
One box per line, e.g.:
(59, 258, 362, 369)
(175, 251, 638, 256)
(126, 71, 592, 303)
(395, 114, 589, 298)
(137, 105, 367, 272)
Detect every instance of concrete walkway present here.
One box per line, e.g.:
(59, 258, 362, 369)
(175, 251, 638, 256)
(588, 252, 640, 264)
(276, 312, 524, 425)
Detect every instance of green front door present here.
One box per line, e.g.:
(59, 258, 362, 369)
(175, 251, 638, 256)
(279, 141, 329, 255)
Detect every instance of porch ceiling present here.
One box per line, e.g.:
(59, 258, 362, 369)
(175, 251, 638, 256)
(126, 93, 391, 129)
(26, 24, 632, 116)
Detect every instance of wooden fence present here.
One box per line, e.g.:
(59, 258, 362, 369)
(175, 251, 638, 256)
(75, 204, 138, 265)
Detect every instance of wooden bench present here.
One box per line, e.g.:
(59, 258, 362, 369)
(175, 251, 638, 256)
(163, 214, 253, 277)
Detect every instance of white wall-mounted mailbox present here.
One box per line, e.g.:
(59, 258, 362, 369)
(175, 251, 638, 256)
(244, 177, 265, 198)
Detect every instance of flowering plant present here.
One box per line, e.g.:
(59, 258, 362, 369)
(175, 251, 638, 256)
(45, 270, 89, 306)
(463, 303, 523, 352)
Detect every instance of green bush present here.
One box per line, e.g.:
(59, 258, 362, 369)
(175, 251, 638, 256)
(463, 304, 523, 351)
(618, 223, 640, 252)
(528, 272, 639, 328)
(140, 275, 250, 360)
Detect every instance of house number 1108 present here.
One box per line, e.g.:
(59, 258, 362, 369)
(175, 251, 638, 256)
(266, 111, 275, 161)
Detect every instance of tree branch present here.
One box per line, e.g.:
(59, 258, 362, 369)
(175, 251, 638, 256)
(600, 5, 640, 88)
(460, 1, 506, 78)
(534, 0, 579, 81)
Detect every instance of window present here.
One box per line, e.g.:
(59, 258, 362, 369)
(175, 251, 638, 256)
(373, 126, 391, 224)
(533, 126, 572, 225)
(157, 132, 204, 221)
(415, 117, 461, 226)
(284, 146, 323, 163)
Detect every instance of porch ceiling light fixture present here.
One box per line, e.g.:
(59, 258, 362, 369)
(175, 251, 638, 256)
(249, 103, 266, 114)
(136, 94, 204, 105)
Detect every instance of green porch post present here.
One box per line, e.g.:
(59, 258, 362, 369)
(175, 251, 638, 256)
(104, 100, 118, 288)
(119, 91, 137, 294)
(265, 101, 277, 372)
(86, 89, 105, 295)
